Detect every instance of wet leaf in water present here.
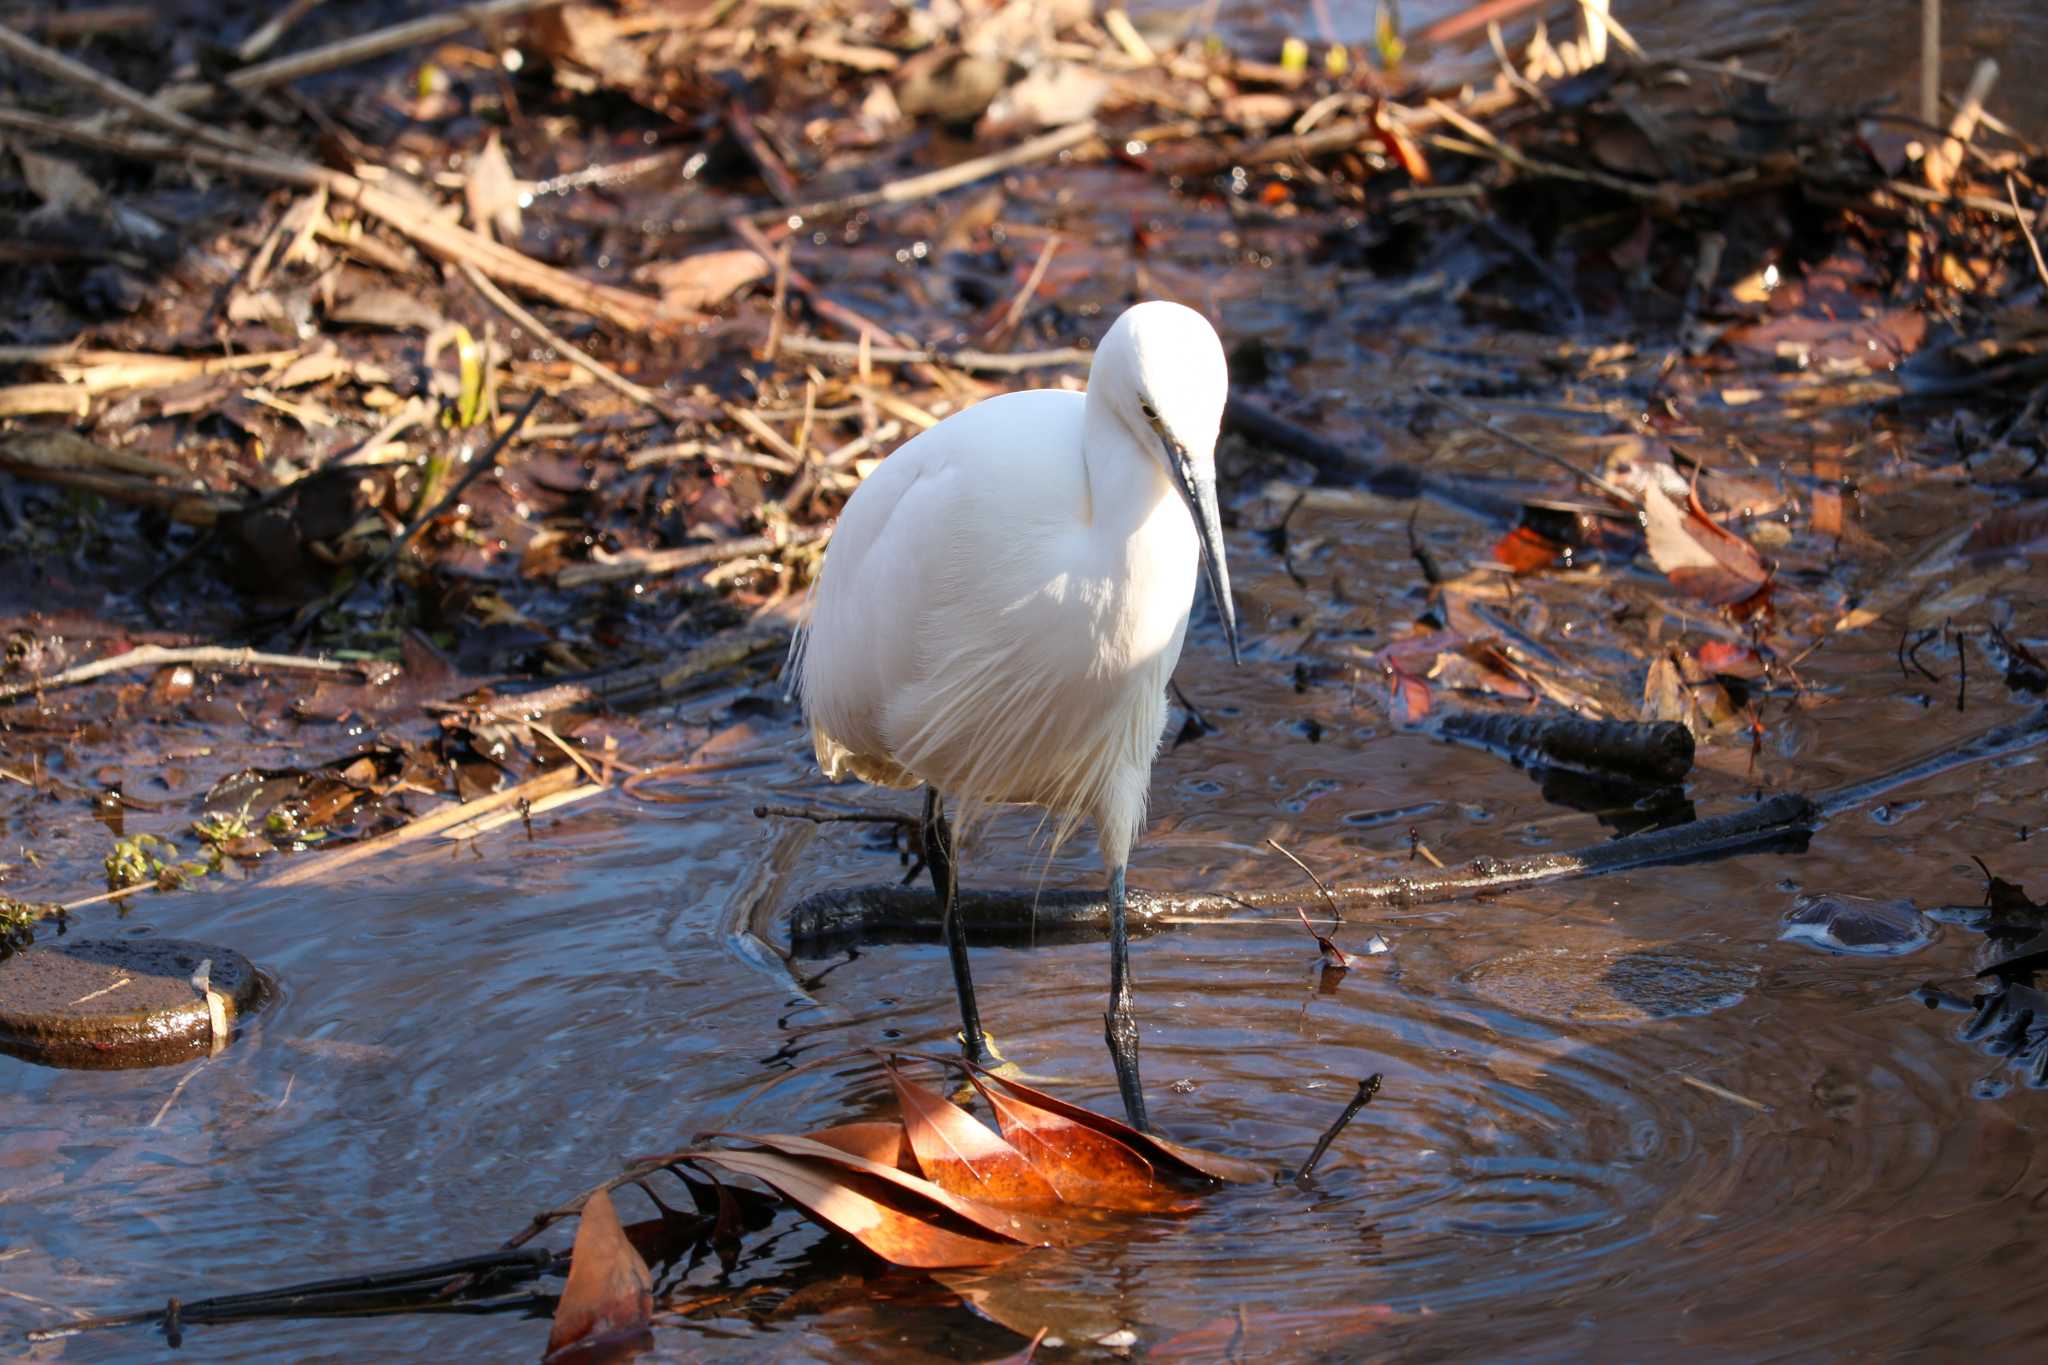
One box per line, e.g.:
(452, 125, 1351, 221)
(967, 1074, 1195, 1214)
(687, 1147, 1028, 1269)
(720, 1132, 1082, 1247)
(969, 1068, 1271, 1184)
(804, 1120, 917, 1172)
(543, 1187, 653, 1363)
(1640, 481, 1771, 608)
(1695, 640, 1767, 679)
(886, 1063, 1065, 1210)
(1492, 525, 1567, 574)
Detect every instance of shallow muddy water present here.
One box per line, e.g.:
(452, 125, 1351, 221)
(6, 422, 2044, 1361)
(6, 3, 2048, 1362)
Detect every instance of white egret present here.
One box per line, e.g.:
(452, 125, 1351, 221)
(792, 300, 1239, 1132)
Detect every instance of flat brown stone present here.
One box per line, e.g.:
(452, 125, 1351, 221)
(0, 937, 264, 1069)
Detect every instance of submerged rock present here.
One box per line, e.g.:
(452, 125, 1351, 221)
(1779, 893, 1938, 956)
(0, 938, 263, 1069)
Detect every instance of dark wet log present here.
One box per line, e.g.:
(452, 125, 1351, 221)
(785, 705, 2048, 953)
(785, 793, 1818, 952)
(25, 1248, 557, 1343)
(1431, 710, 1696, 786)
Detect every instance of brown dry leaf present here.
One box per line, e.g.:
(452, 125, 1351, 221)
(887, 1064, 1065, 1210)
(639, 249, 769, 317)
(723, 1132, 1082, 1248)
(465, 131, 525, 244)
(688, 1147, 1028, 1269)
(805, 1120, 916, 1171)
(1641, 653, 1690, 727)
(1640, 482, 1770, 608)
(543, 1188, 653, 1362)
(972, 1068, 1271, 1184)
(18, 148, 106, 217)
(522, 3, 648, 88)
(967, 1076, 1193, 1213)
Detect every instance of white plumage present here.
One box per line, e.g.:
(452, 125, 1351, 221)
(791, 300, 1238, 1130)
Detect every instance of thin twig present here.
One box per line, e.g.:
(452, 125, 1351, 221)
(555, 525, 830, 589)
(2006, 176, 2048, 291)
(264, 764, 583, 888)
(739, 120, 1098, 226)
(290, 392, 543, 639)
(1292, 1075, 1382, 1181)
(0, 110, 662, 331)
(0, 645, 355, 705)
(1419, 387, 1638, 504)
(0, 22, 260, 158)
(775, 335, 1093, 373)
(150, 0, 566, 114)
(458, 261, 674, 419)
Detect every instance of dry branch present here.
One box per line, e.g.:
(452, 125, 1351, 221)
(0, 645, 356, 706)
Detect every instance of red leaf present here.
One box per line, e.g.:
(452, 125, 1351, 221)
(886, 1065, 1066, 1210)
(1695, 640, 1767, 679)
(1491, 525, 1566, 574)
(543, 1188, 652, 1363)
(1640, 482, 1771, 607)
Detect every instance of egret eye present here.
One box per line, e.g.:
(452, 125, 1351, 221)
(1139, 398, 1158, 420)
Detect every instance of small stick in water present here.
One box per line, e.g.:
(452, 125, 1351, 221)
(1292, 1074, 1383, 1182)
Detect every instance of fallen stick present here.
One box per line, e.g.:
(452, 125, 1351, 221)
(24, 1247, 557, 1344)
(433, 628, 789, 721)
(264, 764, 583, 888)
(782, 793, 1818, 949)
(738, 120, 1098, 227)
(0, 20, 262, 159)
(1430, 710, 1696, 786)
(782, 703, 2048, 948)
(0, 644, 356, 705)
(0, 110, 662, 332)
(1924, 57, 1999, 198)
(457, 260, 673, 418)
(774, 335, 1095, 373)
(556, 524, 830, 589)
(149, 0, 566, 115)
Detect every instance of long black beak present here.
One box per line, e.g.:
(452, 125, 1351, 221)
(1158, 428, 1241, 665)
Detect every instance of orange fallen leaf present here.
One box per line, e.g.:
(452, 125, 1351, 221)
(543, 1188, 652, 1363)
(1491, 524, 1566, 574)
(805, 1120, 918, 1172)
(888, 1064, 1066, 1211)
(969, 1075, 1197, 1214)
(717, 1132, 1082, 1247)
(688, 1147, 1028, 1269)
(970, 1067, 1271, 1185)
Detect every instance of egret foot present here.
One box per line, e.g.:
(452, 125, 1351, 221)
(1104, 863, 1152, 1132)
(923, 787, 992, 1068)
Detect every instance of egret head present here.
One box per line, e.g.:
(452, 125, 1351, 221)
(1096, 301, 1240, 665)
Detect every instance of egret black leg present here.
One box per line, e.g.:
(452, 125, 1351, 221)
(923, 787, 990, 1066)
(1103, 863, 1152, 1132)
